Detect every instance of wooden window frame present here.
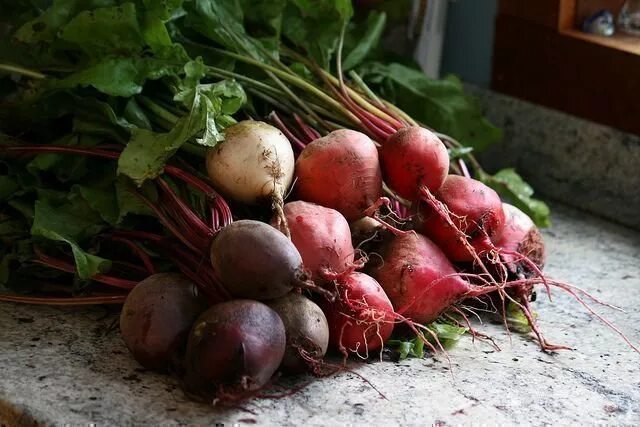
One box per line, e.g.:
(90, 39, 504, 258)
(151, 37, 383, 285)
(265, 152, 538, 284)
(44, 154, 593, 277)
(493, 0, 640, 134)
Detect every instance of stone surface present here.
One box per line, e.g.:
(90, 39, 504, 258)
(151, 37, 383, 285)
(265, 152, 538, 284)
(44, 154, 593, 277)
(467, 85, 640, 230)
(1, 203, 639, 426)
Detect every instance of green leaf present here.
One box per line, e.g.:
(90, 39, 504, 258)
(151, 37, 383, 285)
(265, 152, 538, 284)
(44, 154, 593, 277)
(118, 79, 244, 184)
(123, 98, 152, 130)
(25, 134, 105, 183)
(427, 322, 468, 349)
(387, 339, 413, 360)
(480, 168, 551, 228)
(54, 56, 181, 97)
(14, 0, 117, 44)
(0, 176, 20, 201)
(74, 184, 119, 225)
(282, 0, 354, 69)
(359, 62, 502, 151)
(115, 177, 156, 220)
(28, 153, 89, 182)
(58, 3, 145, 56)
(140, 0, 185, 52)
(506, 301, 535, 334)
(143, 0, 184, 21)
(184, 0, 279, 60)
(239, 0, 286, 55)
(409, 334, 425, 358)
(2, 91, 131, 141)
(176, 58, 207, 95)
(343, 11, 386, 71)
(30, 198, 110, 278)
(390, 322, 468, 357)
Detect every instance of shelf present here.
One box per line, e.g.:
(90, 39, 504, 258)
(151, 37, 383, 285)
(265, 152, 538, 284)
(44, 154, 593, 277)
(561, 29, 640, 55)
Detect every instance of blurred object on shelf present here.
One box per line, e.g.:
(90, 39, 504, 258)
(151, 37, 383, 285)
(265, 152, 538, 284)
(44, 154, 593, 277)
(618, 0, 640, 35)
(582, 9, 616, 35)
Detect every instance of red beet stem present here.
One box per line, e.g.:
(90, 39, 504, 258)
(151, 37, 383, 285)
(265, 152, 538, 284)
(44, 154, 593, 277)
(268, 111, 308, 151)
(111, 230, 165, 242)
(293, 114, 321, 142)
(158, 178, 213, 236)
(0, 294, 127, 305)
(337, 85, 397, 137)
(1, 144, 233, 229)
(33, 247, 137, 289)
(1, 144, 121, 159)
(114, 231, 231, 303)
(328, 85, 390, 141)
(130, 189, 201, 253)
(164, 165, 233, 228)
(106, 235, 156, 275)
(154, 239, 231, 302)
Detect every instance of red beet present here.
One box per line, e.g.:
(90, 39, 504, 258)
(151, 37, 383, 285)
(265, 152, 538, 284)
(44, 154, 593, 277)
(295, 129, 382, 221)
(322, 272, 394, 357)
(210, 220, 314, 300)
(279, 201, 355, 282)
(494, 203, 545, 275)
(380, 127, 449, 200)
(417, 175, 506, 262)
(370, 232, 471, 324)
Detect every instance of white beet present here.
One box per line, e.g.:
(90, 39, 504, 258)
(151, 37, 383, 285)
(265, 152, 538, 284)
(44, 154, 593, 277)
(206, 120, 295, 205)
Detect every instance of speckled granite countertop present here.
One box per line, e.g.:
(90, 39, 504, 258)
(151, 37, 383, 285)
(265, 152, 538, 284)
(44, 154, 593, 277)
(2, 203, 639, 426)
(467, 85, 640, 230)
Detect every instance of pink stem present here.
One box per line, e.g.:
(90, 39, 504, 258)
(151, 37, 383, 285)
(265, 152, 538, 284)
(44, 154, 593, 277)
(1, 145, 122, 159)
(112, 230, 165, 242)
(158, 178, 214, 238)
(268, 112, 307, 151)
(111, 260, 149, 275)
(131, 190, 201, 253)
(210, 205, 219, 230)
(164, 165, 232, 228)
(293, 114, 321, 142)
(458, 159, 471, 178)
(337, 85, 398, 137)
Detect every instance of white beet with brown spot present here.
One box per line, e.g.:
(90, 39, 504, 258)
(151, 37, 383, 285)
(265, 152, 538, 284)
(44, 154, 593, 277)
(206, 120, 295, 204)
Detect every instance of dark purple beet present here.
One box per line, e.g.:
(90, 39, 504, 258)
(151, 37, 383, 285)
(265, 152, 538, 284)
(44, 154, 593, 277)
(184, 300, 286, 396)
(120, 273, 208, 371)
(210, 220, 309, 300)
